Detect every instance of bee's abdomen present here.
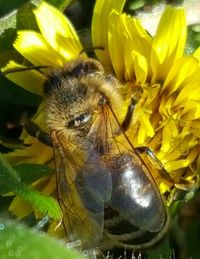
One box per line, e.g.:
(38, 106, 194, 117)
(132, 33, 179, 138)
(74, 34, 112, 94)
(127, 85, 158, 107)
(104, 207, 157, 247)
(104, 208, 138, 235)
(100, 208, 167, 253)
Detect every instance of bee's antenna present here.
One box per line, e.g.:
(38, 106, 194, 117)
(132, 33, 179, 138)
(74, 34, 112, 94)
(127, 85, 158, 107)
(0, 65, 50, 76)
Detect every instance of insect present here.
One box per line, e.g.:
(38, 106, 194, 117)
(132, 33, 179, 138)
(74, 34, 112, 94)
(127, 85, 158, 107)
(2, 58, 170, 253)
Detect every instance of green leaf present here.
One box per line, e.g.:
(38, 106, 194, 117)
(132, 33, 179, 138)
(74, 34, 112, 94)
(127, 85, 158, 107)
(0, 154, 62, 221)
(0, 92, 40, 145)
(127, 0, 146, 11)
(0, 219, 85, 259)
(0, 14, 17, 36)
(0, 0, 29, 17)
(0, 77, 41, 106)
(18, 183, 62, 221)
(0, 163, 54, 194)
(0, 153, 20, 182)
(185, 216, 200, 258)
(0, 1, 40, 33)
(14, 163, 54, 183)
(16, 2, 40, 30)
(147, 236, 171, 259)
(186, 24, 200, 55)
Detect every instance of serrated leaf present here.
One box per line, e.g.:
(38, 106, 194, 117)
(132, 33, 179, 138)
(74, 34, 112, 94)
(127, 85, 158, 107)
(0, 0, 73, 35)
(16, 2, 40, 31)
(17, 183, 62, 221)
(0, 1, 39, 34)
(0, 219, 85, 259)
(0, 154, 62, 221)
(0, 13, 17, 35)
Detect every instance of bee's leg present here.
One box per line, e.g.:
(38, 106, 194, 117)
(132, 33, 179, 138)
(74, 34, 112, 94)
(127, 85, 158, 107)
(21, 116, 52, 147)
(135, 146, 192, 189)
(135, 146, 174, 183)
(121, 97, 136, 132)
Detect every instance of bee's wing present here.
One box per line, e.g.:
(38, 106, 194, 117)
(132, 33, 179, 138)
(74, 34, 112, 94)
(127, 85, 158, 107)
(51, 130, 112, 249)
(100, 104, 166, 233)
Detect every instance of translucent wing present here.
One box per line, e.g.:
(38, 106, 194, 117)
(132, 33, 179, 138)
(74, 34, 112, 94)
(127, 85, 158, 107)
(51, 129, 112, 249)
(51, 95, 166, 250)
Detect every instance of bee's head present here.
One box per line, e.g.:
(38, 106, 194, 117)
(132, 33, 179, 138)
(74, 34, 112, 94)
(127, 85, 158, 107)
(1, 58, 124, 138)
(44, 58, 107, 136)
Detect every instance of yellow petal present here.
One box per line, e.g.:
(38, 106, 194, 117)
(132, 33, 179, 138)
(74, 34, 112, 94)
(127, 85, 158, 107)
(4, 139, 53, 166)
(14, 31, 66, 67)
(180, 134, 198, 152)
(92, 0, 126, 67)
(137, 111, 154, 144)
(159, 182, 170, 194)
(161, 56, 198, 95)
(41, 175, 56, 196)
(29, 102, 47, 132)
(193, 46, 200, 62)
(174, 68, 200, 107)
(191, 121, 200, 138)
(108, 11, 152, 81)
(7, 103, 52, 167)
(151, 6, 186, 82)
(161, 120, 178, 153)
(132, 51, 148, 83)
(137, 125, 146, 145)
(2, 61, 46, 96)
(108, 12, 125, 78)
(186, 147, 198, 164)
(158, 148, 181, 163)
(159, 96, 173, 118)
(181, 102, 200, 120)
(18, 102, 48, 144)
(9, 196, 33, 218)
(121, 12, 152, 66)
(165, 159, 190, 171)
(6, 105, 52, 163)
(34, 2, 83, 60)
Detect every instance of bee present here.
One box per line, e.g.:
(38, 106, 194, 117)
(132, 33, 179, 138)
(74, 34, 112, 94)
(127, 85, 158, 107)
(2, 58, 170, 254)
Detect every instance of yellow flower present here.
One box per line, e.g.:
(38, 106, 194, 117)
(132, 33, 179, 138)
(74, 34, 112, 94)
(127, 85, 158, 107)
(93, 2, 200, 192)
(2, 0, 200, 221)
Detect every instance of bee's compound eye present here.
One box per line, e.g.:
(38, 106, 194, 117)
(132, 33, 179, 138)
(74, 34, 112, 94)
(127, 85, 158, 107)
(67, 111, 91, 128)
